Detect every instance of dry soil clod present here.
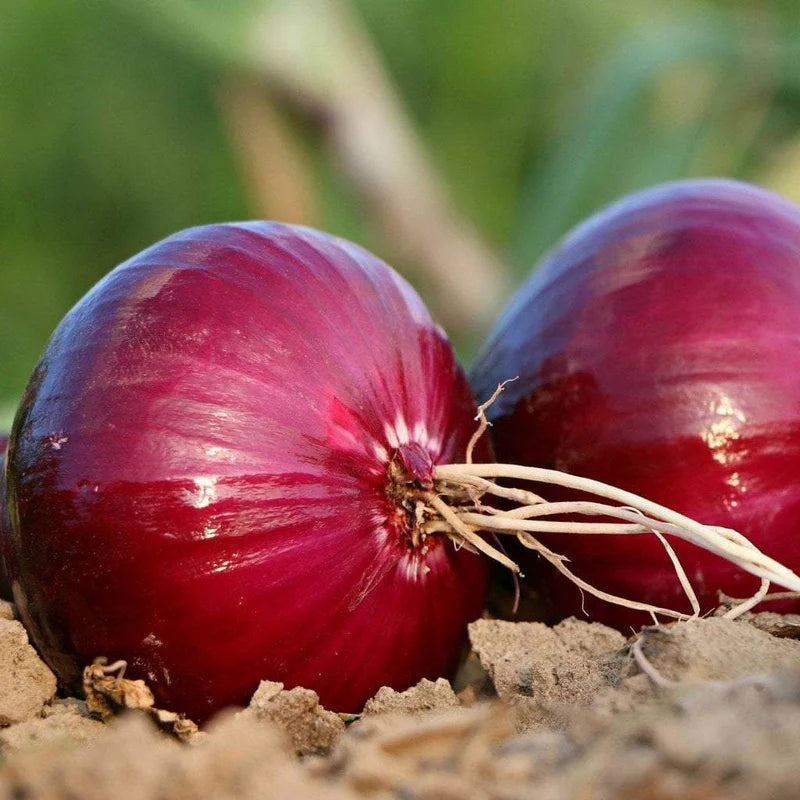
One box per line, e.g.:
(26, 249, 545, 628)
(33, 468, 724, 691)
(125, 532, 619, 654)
(238, 680, 345, 756)
(361, 677, 459, 716)
(0, 618, 57, 726)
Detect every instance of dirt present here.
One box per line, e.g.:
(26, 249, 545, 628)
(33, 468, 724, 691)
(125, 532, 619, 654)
(0, 601, 15, 622)
(361, 678, 459, 716)
(0, 699, 105, 755)
(0, 618, 57, 725)
(1, 606, 800, 799)
(238, 680, 345, 755)
(468, 617, 628, 707)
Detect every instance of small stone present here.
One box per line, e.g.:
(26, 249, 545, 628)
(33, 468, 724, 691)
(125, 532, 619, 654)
(0, 618, 56, 726)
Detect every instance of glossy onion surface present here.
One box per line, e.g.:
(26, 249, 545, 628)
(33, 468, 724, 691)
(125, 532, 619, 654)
(0, 434, 10, 598)
(6, 222, 489, 720)
(471, 179, 800, 629)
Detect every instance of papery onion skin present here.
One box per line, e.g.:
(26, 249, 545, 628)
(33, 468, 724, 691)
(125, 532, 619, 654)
(0, 434, 10, 599)
(471, 179, 800, 629)
(5, 222, 489, 721)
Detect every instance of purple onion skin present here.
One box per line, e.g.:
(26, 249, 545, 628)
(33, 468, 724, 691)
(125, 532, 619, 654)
(6, 223, 489, 721)
(471, 179, 800, 630)
(0, 434, 10, 599)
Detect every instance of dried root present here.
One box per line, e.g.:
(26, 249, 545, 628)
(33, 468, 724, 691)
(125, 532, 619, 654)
(430, 382, 800, 624)
(629, 629, 676, 689)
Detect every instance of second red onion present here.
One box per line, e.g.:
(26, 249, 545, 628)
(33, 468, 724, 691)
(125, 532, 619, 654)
(471, 179, 800, 629)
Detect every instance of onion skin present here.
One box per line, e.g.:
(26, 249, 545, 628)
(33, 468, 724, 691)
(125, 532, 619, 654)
(0, 434, 10, 599)
(6, 222, 489, 721)
(471, 179, 800, 629)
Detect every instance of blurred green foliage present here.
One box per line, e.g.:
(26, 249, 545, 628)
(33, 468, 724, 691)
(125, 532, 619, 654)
(3, 0, 800, 426)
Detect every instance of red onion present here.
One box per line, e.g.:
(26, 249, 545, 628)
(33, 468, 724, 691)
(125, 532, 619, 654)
(5, 222, 490, 721)
(0, 434, 10, 599)
(470, 179, 800, 629)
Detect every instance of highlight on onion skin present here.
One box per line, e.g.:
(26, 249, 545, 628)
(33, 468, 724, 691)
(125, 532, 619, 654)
(0, 433, 10, 599)
(470, 178, 800, 630)
(5, 222, 490, 722)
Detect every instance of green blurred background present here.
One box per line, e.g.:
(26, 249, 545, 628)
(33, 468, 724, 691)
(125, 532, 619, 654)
(3, 0, 800, 426)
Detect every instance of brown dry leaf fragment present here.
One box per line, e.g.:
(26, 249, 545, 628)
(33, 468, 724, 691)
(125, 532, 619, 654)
(151, 708, 202, 744)
(83, 660, 155, 720)
(82, 659, 199, 743)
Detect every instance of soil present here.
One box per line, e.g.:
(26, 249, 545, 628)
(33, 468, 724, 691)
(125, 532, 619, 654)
(1, 603, 800, 799)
